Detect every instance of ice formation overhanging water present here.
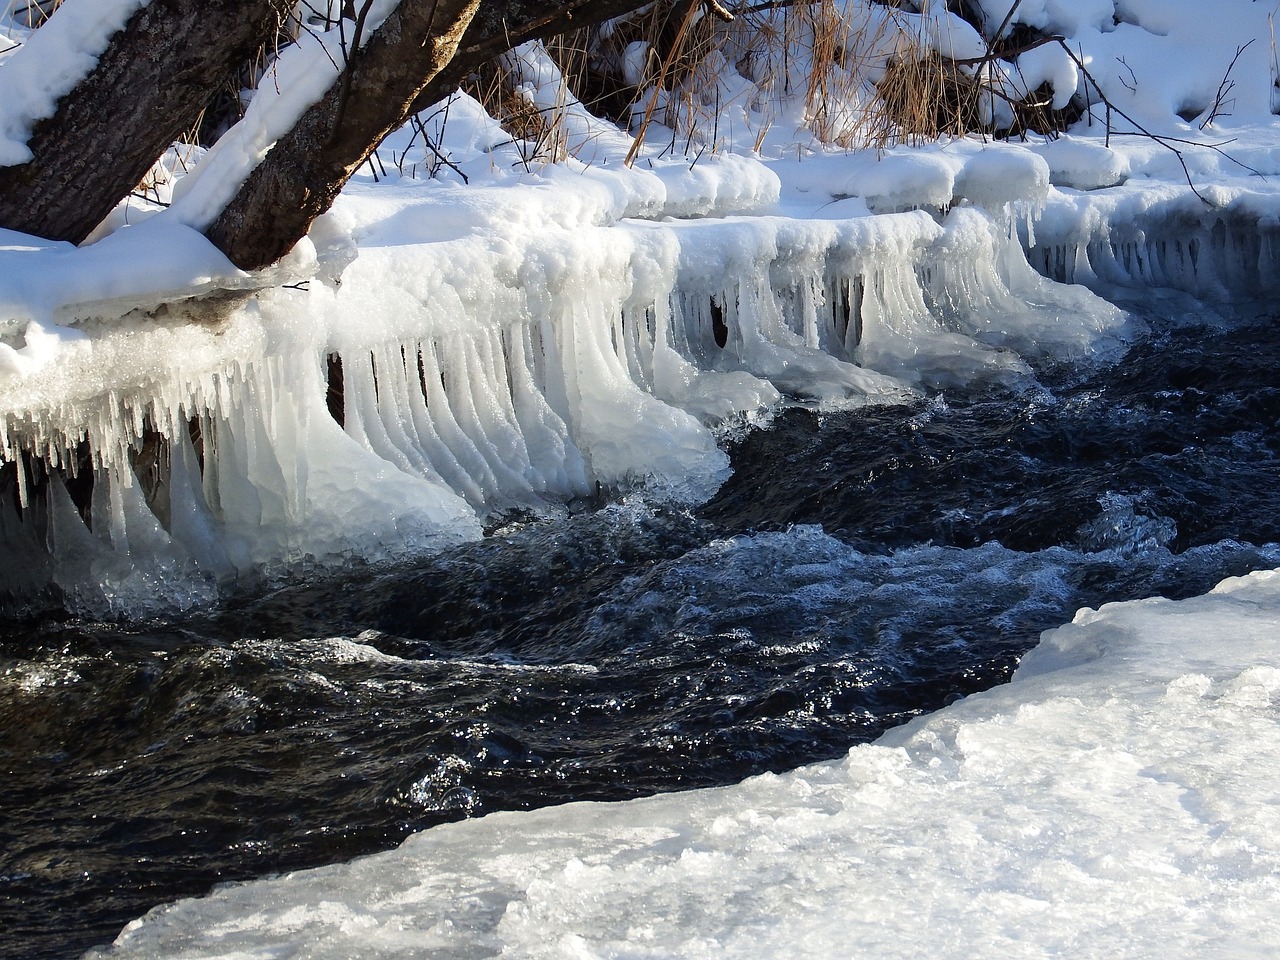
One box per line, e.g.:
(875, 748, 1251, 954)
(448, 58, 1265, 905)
(8, 0, 1280, 616)
(0, 138, 1134, 617)
(87, 567, 1280, 960)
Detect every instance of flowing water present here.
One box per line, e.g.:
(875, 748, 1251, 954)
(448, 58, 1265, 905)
(3, 292, 1280, 960)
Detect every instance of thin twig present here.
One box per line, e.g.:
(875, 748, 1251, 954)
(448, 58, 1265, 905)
(705, 0, 734, 22)
(988, 0, 1025, 42)
(1056, 40, 1265, 202)
(129, 190, 170, 207)
(424, 138, 468, 182)
(1201, 38, 1254, 129)
(411, 110, 470, 182)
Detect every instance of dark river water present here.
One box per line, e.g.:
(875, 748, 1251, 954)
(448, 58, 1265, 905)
(3, 292, 1280, 960)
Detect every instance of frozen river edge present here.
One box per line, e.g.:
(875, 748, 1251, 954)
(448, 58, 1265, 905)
(53, 158, 1280, 959)
(86, 572, 1280, 959)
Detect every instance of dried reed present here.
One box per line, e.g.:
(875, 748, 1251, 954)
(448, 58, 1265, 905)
(1, 0, 63, 29)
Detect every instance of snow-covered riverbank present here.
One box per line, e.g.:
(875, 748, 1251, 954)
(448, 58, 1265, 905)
(85, 566, 1280, 959)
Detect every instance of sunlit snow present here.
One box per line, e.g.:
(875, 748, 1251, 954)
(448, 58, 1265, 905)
(0, 0, 147, 165)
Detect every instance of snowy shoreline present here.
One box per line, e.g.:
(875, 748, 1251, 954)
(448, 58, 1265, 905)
(0, 139, 1128, 615)
(87, 567, 1280, 959)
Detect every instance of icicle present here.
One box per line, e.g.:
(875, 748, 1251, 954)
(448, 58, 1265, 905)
(167, 418, 234, 580)
(448, 332, 536, 501)
(417, 338, 505, 503)
(14, 452, 30, 509)
(403, 344, 481, 504)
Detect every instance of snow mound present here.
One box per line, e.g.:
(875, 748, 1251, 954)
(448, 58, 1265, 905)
(1033, 139, 1130, 190)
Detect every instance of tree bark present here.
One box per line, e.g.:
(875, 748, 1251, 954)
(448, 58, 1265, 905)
(0, 0, 297, 244)
(456, 0, 677, 63)
(207, 0, 658, 270)
(0, 0, 664, 264)
(204, 0, 484, 270)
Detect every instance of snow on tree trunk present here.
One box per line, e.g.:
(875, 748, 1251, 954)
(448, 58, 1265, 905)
(0, 0, 298, 244)
(203, 0, 483, 271)
(208, 0, 662, 270)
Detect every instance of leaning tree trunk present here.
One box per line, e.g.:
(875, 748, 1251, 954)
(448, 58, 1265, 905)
(0, 0, 297, 245)
(204, 0, 483, 271)
(206, 0, 663, 270)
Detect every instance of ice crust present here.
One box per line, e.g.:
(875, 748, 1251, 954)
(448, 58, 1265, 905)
(1029, 170, 1280, 301)
(0, 133, 1133, 615)
(90, 567, 1280, 959)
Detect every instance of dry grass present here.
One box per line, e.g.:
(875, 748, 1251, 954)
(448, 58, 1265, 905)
(269, 1, 1075, 173)
(579, 0, 983, 157)
(463, 55, 574, 167)
(800, 0, 864, 144)
(2, 0, 63, 29)
(873, 50, 983, 144)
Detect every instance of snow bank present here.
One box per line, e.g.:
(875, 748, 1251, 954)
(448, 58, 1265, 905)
(89, 567, 1280, 959)
(1080, 0, 1278, 132)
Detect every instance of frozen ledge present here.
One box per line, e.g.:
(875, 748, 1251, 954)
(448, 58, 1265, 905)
(0, 196, 1128, 617)
(1027, 179, 1280, 299)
